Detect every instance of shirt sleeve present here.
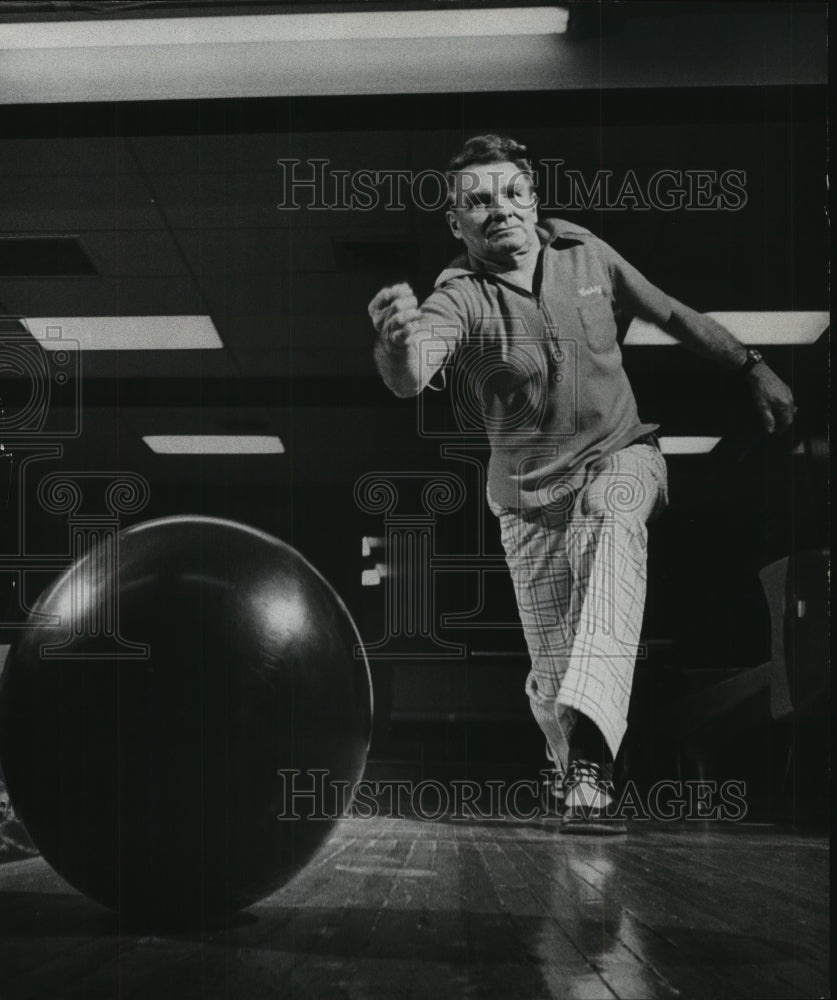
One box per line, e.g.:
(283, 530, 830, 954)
(416, 281, 472, 391)
(593, 236, 673, 327)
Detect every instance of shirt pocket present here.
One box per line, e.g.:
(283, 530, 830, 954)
(577, 297, 618, 354)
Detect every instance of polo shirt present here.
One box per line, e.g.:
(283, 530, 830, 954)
(416, 218, 672, 511)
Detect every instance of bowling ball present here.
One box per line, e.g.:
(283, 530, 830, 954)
(0, 516, 372, 923)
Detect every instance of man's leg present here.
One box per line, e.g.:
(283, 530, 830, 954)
(552, 442, 667, 829)
(490, 441, 667, 826)
(557, 441, 668, 761)
(488, 497, 577, 774)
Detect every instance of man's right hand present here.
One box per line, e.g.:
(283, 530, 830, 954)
(368, 283, 423, 348)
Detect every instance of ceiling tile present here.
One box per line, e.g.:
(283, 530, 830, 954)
(120, 405, 276, 437)
(129, 133, 294, 176)
(77, 230, 190, 277)
(174, 225, 415, 276)
(0, 276, 206, 316)
(149, 171, 402, 230)
(74, 349, 238, 379)
(0, 172, 162, 232)
(0, 136, 136, 177)
(131, 130, 407, 176)
(229, 348, 377, 379)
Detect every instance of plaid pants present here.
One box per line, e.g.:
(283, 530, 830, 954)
(489, 441, 668, 764)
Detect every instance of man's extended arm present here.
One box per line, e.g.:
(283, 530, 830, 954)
(369, 283, 429, 397)
(370, 282, 461, 398)
(373, 336, 423, 398)
(664, 298, 796, 434)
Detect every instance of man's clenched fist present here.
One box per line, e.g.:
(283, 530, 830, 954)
(368, 282, 424, 348)
(745, 364, 797, 435)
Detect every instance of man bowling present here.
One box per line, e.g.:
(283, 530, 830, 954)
(368, 135, 795, 832)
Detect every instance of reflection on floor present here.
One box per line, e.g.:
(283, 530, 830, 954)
(0, 817, 829, 1000)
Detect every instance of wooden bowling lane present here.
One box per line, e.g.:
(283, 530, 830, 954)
(0, 818, 829, 1000)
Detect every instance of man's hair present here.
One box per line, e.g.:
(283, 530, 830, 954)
(445, 134, 535, 209)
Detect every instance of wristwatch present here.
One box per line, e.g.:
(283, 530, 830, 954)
(739, 348, 763, 375)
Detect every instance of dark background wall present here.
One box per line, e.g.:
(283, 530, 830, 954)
(0, 82, 829, 815)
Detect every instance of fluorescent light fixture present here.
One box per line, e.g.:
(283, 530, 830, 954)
(144, 436, 284, 455)
(626, 312, 828, 347)
(361, 569, 381, 587)
(659, 436, 721, 455)
(1, 8, 569, 49)
(706, 312, 829, 345)
(24, 316, 223, 351)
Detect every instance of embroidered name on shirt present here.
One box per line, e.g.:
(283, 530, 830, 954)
(578, 285, 603, 297)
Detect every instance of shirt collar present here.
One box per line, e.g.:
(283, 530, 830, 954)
(434, 220, 585, 288)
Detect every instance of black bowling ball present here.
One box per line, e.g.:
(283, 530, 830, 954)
(0, 516, 372, 923)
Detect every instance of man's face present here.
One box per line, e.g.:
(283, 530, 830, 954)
(446, 160, 539, 265)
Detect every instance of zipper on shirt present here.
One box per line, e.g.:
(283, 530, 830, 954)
(488, 251, 562, 352)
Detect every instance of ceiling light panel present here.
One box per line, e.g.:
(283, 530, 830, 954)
(24, 316, 223, 351)
(143, 435, 284, 455)
(659, 437, 721, 455)
(1, 9, 570, 48)
(626, 312, 828, 347)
